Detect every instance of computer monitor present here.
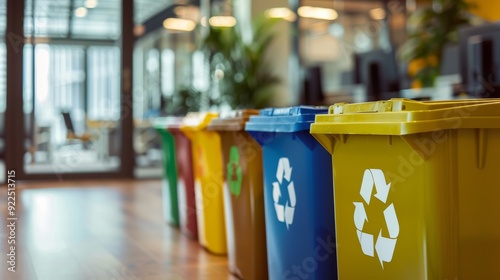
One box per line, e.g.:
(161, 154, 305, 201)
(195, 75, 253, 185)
(301, 66, 325, 105)
(459, 22, 500, 98)
(440, 44, 460, 76)
(353, 49, 400, 101)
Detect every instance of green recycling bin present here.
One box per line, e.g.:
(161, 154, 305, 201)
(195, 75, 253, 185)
(154, 118, 180, 226)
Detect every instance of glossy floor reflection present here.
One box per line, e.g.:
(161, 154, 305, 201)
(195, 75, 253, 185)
(0, 180, 233, 280)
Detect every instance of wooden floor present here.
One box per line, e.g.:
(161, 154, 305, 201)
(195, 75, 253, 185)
(0, 180, 234, 280)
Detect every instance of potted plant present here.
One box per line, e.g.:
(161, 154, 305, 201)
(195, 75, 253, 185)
(399, 0, 472, 88)
(163, 87, 202, 116)
(201, 15, 282, 109)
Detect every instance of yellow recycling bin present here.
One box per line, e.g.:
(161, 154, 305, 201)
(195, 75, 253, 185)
(311, 99, 500, 280)
(181, 112, 227, 255)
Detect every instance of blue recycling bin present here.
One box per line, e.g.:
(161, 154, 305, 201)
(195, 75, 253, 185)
(245, 107, 337, 280)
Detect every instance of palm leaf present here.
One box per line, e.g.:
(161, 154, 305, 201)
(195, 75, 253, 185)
(200, 13, 284, 109)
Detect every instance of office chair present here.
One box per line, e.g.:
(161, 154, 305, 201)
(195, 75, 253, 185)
(61, 111, 93, 146)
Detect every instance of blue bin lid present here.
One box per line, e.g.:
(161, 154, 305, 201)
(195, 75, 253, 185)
(245, 106, 328, 133)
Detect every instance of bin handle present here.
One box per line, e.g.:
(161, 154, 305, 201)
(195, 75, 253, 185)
(329, 98, 500, 115)
(330, 101, 394, 114)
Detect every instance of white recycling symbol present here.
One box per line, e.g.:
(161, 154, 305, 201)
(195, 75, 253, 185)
(273, 157, 296, 229)
(354, 169, 399, 268)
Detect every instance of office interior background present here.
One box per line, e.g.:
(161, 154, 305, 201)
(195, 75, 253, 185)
(0, 0, 497, 180)
(0, 0, 500, 279)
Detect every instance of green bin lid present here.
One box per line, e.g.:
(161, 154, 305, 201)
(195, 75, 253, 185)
(153, 116, 184, 130)
(207, 109, 259, 131)
(311, 98, 500, 136)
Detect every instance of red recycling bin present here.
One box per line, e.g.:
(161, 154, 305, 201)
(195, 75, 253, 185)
(167, 118, 198, 239)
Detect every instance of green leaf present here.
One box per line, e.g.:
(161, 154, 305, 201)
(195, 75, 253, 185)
(400, 0, 471, 88)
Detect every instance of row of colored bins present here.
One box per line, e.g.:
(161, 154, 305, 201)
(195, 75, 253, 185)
(155, 113, 228, 255)
(154, 107, 338, 279)
(156, 98, 500, 280)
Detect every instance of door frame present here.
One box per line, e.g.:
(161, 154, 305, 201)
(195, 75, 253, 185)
(5, 0, 136, 180)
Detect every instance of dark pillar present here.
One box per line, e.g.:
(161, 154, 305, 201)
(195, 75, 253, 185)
(120, 0, 135, 177)
(5, 0, 25, 177)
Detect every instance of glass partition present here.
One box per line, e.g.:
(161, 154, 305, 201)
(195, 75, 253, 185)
(22, 0, 123, 175)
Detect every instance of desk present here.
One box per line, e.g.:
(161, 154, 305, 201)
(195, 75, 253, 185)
(35, 125, 53, 162)
(87, 120, 118, 160)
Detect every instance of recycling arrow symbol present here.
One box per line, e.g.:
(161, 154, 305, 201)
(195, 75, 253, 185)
(227, 146, 243, 196)
(354, 169, 399, 268)
(273, 157, 296, 229)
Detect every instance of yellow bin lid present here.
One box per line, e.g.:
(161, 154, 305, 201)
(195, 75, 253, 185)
(311, 98, 500, 136)
(180, 112, 219, 132)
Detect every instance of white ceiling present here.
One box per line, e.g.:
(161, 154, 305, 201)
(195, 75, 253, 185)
(0, 0, 402, 39)
(0, 0, 172, 39)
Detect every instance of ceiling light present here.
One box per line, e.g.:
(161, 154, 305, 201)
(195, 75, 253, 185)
(370, 8, 386, 20)
(74, 7, 88, 18)
(163, 18, 196, 32)
(209, 16, 237, 27)
(265, 7, 296, 22)
(84, 0, 98, 9)
(298, 6, 338, 21)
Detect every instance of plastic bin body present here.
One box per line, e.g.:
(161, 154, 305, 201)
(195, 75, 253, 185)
(311, 99, 500, 280)
(153, 119, 180, 226)
(181, 112, 227, 255)
(246, 107, 337, 280)
(455, 127, 500, 280)
(208, 110, 268, 279)
(167, 120, 198, 239)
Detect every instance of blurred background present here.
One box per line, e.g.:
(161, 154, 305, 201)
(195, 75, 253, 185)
(0, 0, 498, 181)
